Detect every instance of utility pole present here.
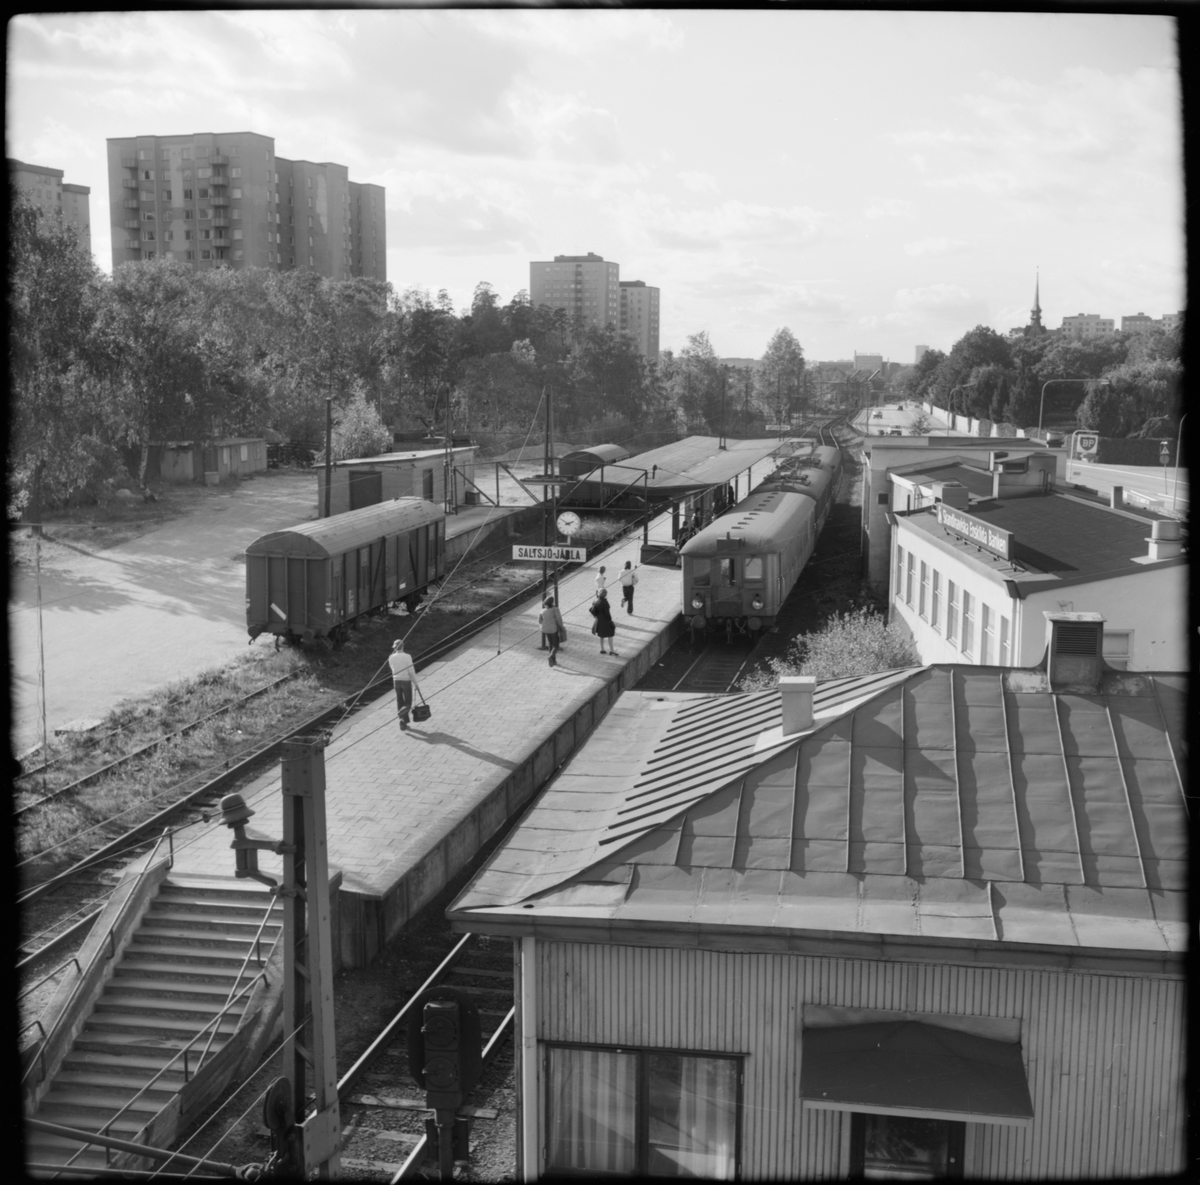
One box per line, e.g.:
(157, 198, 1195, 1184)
(324, 398, 332, 519)
(219, 736, 341, 1178)
(719, 367, 728, 450)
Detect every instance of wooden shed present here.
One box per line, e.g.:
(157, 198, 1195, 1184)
(138, 438, 267, 483)
(448, 620, 1186, 1180)
(316, 446, 476, 517)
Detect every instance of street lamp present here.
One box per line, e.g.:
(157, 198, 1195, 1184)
(1039, 377, 1108, 435)
(949, 382, 976, 420)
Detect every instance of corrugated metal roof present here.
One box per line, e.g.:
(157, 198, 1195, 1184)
(680, 489, 816, 554)
(246, 497, 442, 558)
(449, 668, 1187, 953)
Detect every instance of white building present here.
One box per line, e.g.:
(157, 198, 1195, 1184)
(618, 279, 660, 361)
(888, 464, 1186, 671)
(529, 252, 619, 331)
(1059, 313, 1114, 340)
(8, 158, 91, 257)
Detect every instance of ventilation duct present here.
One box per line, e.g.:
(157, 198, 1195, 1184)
(1042, 611, 1105, 692)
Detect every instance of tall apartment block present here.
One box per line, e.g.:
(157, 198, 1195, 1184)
(530, 253, 620, 331)
(8, 158, 92, 257)
(105, 131, 385, 280)
(618, 280, 660, 362)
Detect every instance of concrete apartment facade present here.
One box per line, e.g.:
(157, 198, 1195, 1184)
(1059, 313, 1114, 339)
(9, 158, 92, 257)
(618, 279, 661, 362)
(105, 131, 385, 279)
(530, 252, 620, 330)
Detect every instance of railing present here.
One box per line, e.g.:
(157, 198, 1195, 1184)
(19, 956, 83, 1002)
(50, 919, 282, 1175)
(20, 830, 174, 1096)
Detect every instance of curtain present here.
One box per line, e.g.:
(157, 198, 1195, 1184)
(646, 1053, 737, 1178)
(547, 1047, 637, 1173)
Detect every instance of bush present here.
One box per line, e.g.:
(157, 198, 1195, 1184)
(743, 606, 918, 688)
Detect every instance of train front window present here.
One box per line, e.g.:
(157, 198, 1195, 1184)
(690, 559, 710, 587)
(719, 558, 737, 586)
(743, 556, 763, 583)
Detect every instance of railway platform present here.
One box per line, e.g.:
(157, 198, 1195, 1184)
(168, 512, 692, 968)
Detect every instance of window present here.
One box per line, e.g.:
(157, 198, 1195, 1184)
(849, 1113, 964, 1179)
(142, 210, 155, 221)
(199, 209, 211, 219)
(232, 188, 242, 199)
(182, 149, 192, 160)
(233, 250, 244, 260)
(947, 581, 959, 647)
(961, 591, 975, 657)
(142, 229, 155, 241)
(231, 167, 242, 178)
(200, 249, 211, 260)
(138, 149, 152, 160)
(308, 197, 313, 208)
(161, 189, 172, 201)
(1000, 615, 1012, 665)
(232, 229, 243, 240)
(183, 169, 192, 181)
(931, 571, 942, 632)
(719, 558, 737, 587)
(894, 546, 905, 601)
(145, 250, 156, 259)
(184, 211, 194, 221)
(981, 603, 995, 663)
(309, 235, 314, 247)
(161, 148, 171, 160)
(744, 556, 764, 582)
(307, 177, 312, 188)
(877, 492, 889, 505)
(308, 215, 313, 227)
(545, 1045, 740, 1179)
(185, 250, 194, 260)
(198, 188, 209, 199)
(1103, 630, 1132, 671)
(184, 230, 194, 241)
(197, 167, 211, 178)
(905, 551, 916, 606)
(183, 189, 193, 200)
(140, 190, 155, 201)
(163, 230, 174, 241)
(919, 561, 929, 619)
(199, 229, 212, 239)
(141, 169, 154, 180)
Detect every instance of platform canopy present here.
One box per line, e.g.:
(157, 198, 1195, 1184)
(800, 1021, 1034, 1126)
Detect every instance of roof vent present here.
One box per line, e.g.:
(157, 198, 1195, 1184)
(779, 675, 816, 735)
(1042, 611, 1105, 692)
(1146, 519, 1183, 560)
(932, 481, 969, 509)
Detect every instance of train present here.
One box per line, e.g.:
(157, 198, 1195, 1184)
(245, 497, 446, 645)
(680, 441, 843, 638)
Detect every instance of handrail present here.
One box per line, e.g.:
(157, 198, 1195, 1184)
(197, 892, 284, 1071)
(19, 956, 82, 1000)
(21, 829, 174, 1094)
(50, 967, 269, 1176)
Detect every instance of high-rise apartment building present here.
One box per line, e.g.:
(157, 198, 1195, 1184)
(618, 280, 660, 362)
(914, 344, 930, 364)
(105, 131, 385, 279)
(9, 158, 92, 257)
(1060, 313, 1114, 340)
(529, 253, 619, 330)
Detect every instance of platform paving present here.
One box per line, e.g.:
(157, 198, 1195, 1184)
(167, 513, 691, 967)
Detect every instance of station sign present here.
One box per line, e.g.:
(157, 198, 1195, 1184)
(936, 503, 1012, 561)
(512, 545, 587, 562)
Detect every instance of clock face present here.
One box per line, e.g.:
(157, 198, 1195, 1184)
(557, 511, 582, 535)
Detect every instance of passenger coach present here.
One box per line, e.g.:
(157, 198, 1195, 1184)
(246, 497, 445, 645)
(681, 488, 820, 637)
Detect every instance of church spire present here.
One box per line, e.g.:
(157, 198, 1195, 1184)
(1029, 268, 1044, 334)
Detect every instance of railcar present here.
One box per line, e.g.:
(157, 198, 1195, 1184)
(681, 488, 820, 638)
(246, 497, 445, 644)
(760, 443, 843, 529)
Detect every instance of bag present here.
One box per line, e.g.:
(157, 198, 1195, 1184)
(411, 686, 432, 722)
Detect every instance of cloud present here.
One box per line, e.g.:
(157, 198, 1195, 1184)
(642, 198, 828, 252)
(893, 283, 975, 312)
(865, 199, 911, 219)
(678, 170, 719, 194)
(464, 9, 682, 53)
(903, 237, 967, 257)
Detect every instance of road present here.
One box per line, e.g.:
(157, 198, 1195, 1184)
(10, 473, 316, 758)
(1066, 459, 1188, 514)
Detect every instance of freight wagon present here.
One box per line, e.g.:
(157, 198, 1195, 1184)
(246, 498, 445, 645)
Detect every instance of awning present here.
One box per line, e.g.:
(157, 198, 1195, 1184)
(801, 1022, 1034, 1127)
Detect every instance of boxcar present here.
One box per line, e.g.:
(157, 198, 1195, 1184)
(246, 497, 445, 644)
(681, 489, 819, 637)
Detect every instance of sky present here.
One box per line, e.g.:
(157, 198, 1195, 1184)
(7, 9, 1184, 363)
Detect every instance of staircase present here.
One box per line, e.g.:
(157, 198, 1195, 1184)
(26, 876, 282, 1175)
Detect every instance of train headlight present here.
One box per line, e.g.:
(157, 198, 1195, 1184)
(748, 616, 763, 631)
(691, 596, 705, 610)
(751, 595, 764, 611)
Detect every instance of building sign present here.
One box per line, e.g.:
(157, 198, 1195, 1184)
(513, 545, 587, 562)
(936, 503, 1013, 561)
(1071, 431, 1099, 461)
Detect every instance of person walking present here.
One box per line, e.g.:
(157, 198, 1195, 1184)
(619, 560, 638, 615)
(590, 587, 618, 655)
(388, 638, 420, 732)
(539, 596, 564, 667)
(595, 565, 608, 594)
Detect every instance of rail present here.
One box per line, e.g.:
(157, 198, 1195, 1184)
(22, 828, 174, 1095)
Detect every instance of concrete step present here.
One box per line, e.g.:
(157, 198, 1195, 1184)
(83, 1012, 240, 1041)
(123, 938, 262, 966)
(142, 907, 283, 935)
(162, 875, 278, 900)
(68, 1033, 225, 1063)
(94, 991, 248, 1019)
(114, 959, 261, 985)
(104, 975, 258, 1003)
(446, 965, 513, 981)
(25, 1134, 112, 1173)
(128, 926, 273, 951)
(42, 1084, 170, 1120)
(33, 1104, 148, 1139)
(58, 1058, 193, 1091)
(153, 889, 284, 920)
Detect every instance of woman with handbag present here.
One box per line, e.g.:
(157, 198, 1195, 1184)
(589, 588, 618, 656)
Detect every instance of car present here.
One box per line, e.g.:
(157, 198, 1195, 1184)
(888, 428, 904, 436)
(872, 412, 884, 420)
(1045, 434, 1064, 448)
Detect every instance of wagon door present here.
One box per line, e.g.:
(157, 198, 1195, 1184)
(286, 557, 308, 632)
(356, 547, 372, 616)
(267, 554, 288, 630)
(714, 548, 741, 617)
(246, 553, 269, 632)
(397, 531, 416, 599)
(330, 555, 345, 622)
(413, 525, 428, 588)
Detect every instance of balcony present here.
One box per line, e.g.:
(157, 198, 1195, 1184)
(125, 241, 141, 251)
(211, 236, 230, 247)
(212, 216, 230, 228)
(210, 174, 227, 187)
(124, 220, 140, 230)
(123, 198, 139, 209)
(120, 156, 137, 169)
(210, 155, 229, 165)
(211, 195, 229, 207)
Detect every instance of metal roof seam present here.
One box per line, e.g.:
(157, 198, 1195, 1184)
(950, 670, 966, 879)
(1052, 696, 1087, 885)
(1148, 677, 1187, 821)
(998, 681, 1027, 884)
(1105, 700, 1149, 890)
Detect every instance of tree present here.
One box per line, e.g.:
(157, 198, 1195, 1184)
(743, 607, 917, 688)
(756, 328, 806, 422)
(907, 408, 934, 435)
(328, 383, 392, 459)
(903, 347, 947, 403)
(1079, 358, 1182, 436)
(671, 331, 723, 430)
(931, 326, 1013, 414)
(8, 185, 118, 521)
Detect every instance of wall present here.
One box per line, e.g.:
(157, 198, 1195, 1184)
(317, 453, 475, 517)
(535, 941, 1184, 1179)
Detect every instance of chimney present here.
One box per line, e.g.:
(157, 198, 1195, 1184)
(1110, 485, 1123, 510)
(779, 676, 816, 735)
(1042, 612, 1105, 692)
(1147, 519, 1183, 560)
